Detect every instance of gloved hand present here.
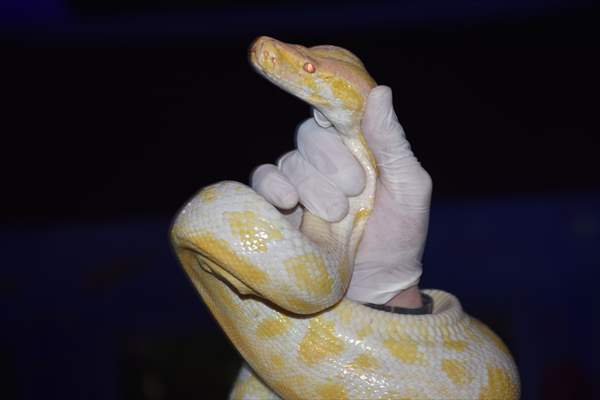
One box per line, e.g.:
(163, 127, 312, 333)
(251, 86, 432, 306)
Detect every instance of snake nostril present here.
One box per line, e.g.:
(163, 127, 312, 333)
(262, 51, 278, 66)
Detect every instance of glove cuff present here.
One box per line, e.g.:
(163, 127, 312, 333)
(364, 292, 433, 315)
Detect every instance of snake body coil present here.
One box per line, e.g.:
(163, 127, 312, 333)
(171, 36, 520, 399)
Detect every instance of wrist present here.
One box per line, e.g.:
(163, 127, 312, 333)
(384, 285, 422, 308)
(365, 286, 433, 315)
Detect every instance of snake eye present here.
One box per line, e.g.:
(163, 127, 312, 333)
(303, 62, 316, 73)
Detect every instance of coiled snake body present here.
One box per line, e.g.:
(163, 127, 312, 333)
(171, 36, 520, 399)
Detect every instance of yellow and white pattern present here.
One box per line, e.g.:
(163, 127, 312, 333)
(171, 36, 519, 399)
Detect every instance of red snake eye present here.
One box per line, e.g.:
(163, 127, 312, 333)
(303, 62, 316, 73)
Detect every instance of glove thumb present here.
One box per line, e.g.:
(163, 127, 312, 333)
(362, 86, 431, 205)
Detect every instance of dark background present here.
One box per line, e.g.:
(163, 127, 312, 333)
(2, 0, 599, 399)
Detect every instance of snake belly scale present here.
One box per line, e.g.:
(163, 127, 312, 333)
(171, 36, 520, 399)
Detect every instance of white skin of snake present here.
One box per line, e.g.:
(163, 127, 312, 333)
(170, 37, 520, 399)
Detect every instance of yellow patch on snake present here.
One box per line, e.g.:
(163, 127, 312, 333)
(350, 353, 379, 370)
(444, 338, 469, 352)
(199, 186, 218, 202)
(284, 253, 333, 297)
(353, 207, 372, 228)
(441, 359, 473, 386)
(317, 382, 348, 400)
(270, 354, 285, 369)
(301, 74, 319, 93)
(356, 324, 373, 339)
(189, 233, 267, 285)
(298, 317, 345, 364)
(479, 365, 517, 400)
(383, 337, 425, 364)
(331, 77, 362, 110)
(225, 211, 283, 253)
(256, 315, 291, 338)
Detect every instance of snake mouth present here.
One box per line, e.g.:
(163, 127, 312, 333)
(254, 65, 327, 107)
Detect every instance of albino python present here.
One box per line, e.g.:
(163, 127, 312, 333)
(171, 36, 520, 399)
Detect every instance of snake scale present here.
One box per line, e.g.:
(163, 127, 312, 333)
(171, 36, 520, 399)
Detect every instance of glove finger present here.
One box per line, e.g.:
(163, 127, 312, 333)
(278, 150, 349, 222)
(251, 163, 299, 210)
(296, 118, 365, 196)
(363, 86, 432, 206)
(362, 86, 417, 173)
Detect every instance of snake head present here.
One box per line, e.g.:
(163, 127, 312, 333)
(249, 36, 376, 135)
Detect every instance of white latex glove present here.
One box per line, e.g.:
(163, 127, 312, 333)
(251, 86, 432, 305)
